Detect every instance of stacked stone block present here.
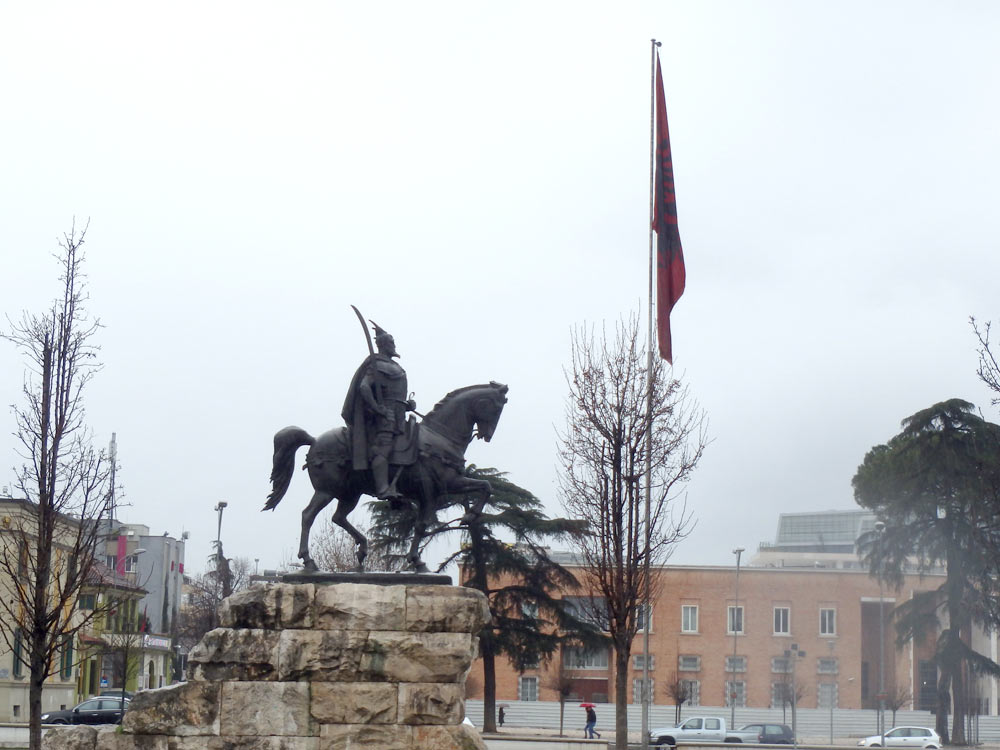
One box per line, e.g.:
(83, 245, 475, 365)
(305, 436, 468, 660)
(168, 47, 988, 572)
(45, 582, 490, 750)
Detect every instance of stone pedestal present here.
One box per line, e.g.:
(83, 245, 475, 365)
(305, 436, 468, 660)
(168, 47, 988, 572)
(45, 582, 490, 750)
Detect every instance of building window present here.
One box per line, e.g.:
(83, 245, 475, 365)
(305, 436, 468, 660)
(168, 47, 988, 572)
(636, 603, 653, 631)
(518, 676, 538, 701)
(633, 654, 655, 671)
(60, 635, 73, 680)
(818, 681, 838, 709)
(917, 660, 936, 711)
(820, 608, 836, 635)
(633, 677, 655, 704)
(79, 594, 96, 610)
(725, 655, 747, 673)
(771, 682, 794, 708)
(12, 629, 23, 678)
(124, 555, 140, 573)
(727, 605, 744, 635)
(521, 601, 539, 620)
(563, 596, 609, 631)
(773, 606, 790, 635)
(564, 646, 609, 670)
(817, 658, 838, 674)
(12, 706, 19, 718)
(681, 605, 698, 633)
(771, 656, 792, 674)
(678, 655, 701, 672)
(725, 680, 747, 707)
(105, 555, 117, 570)
(681, 679, 700, 706)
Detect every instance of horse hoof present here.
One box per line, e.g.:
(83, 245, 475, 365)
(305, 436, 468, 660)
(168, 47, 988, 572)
(411, 561, 430, 574)
(302, 559, 319, 573)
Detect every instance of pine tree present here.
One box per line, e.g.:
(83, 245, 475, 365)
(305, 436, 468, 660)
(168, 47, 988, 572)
(853, 398, 1000, 744)
(370, 465, 604, 733)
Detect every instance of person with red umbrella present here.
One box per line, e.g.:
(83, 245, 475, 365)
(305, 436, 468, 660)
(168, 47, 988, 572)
(580, 703, 600, 739)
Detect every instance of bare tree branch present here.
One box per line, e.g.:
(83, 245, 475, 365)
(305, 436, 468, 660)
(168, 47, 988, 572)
(1, 223, 117, 750)
(558, 313, 707, 749)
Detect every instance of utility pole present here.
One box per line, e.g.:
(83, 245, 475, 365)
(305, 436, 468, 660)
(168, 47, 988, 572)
(730, 547, 744, 728)
(785, 643, 806, 746)
(875, 521, 886, 747)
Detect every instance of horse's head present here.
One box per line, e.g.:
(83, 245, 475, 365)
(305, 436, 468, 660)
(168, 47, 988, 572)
(472, 382, 509, 442)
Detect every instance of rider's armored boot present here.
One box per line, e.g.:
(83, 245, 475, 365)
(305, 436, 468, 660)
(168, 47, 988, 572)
(371, 454, 401, 500)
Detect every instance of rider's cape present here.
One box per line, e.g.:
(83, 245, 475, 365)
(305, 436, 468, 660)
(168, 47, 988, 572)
(341, 354, 377, 471)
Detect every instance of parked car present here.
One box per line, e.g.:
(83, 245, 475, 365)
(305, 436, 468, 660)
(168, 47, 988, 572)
(737, 723, 795, 744)
(857, 727, 941, 748)
(99, 689, 135, 699)
(650, 716, 729, 747)
(41, 696, 130, 725)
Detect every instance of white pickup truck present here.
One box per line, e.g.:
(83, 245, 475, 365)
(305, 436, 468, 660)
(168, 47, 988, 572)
(649, 717, 761, 748)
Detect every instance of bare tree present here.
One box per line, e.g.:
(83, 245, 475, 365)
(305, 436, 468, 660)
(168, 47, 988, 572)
(887, 684, 913, 727)
(972, 317, 1000, 407)
(310, 517, 397, 572)
(558, 314, 707, 750)
(176, 557, 253, 652)
(543, 652, 578, 736)
(774, 673, 809, 726)
(0, 223, 118, 750)
(663, 671, 692, 724)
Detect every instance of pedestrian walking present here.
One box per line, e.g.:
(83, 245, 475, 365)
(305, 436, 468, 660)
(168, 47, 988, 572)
(498, 706, 505, 727)
(584, 705, 600, 739)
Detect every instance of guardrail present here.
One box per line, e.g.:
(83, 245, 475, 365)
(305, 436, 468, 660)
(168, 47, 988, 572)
(467, 701, 1000, 743)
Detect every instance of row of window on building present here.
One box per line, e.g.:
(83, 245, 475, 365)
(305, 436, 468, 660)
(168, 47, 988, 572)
(561, 598, 838, 637)
(515, 675, 842, 708)
(561, 648, 838, 676)
(682, 604, 837, 637)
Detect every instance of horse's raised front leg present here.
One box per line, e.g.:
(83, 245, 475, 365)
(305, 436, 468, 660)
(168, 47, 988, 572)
(331, 493, 368, 572)
(299, 490, 334, 573)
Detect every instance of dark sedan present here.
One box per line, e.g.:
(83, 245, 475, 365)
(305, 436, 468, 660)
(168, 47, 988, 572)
(738, 723, 795, 744)
(41, 696, 129, 725)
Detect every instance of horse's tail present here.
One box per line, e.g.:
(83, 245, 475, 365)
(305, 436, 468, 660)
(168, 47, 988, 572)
(263, 426, 315, 511)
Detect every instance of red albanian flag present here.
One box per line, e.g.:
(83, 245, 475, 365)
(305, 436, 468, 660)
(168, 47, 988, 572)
(652, 53, 686, 363)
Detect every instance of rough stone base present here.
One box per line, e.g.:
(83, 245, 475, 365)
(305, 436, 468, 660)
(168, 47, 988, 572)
(44, 583, 489, 750)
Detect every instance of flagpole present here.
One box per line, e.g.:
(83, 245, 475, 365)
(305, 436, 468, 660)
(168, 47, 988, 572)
(641, 36, 661, 750)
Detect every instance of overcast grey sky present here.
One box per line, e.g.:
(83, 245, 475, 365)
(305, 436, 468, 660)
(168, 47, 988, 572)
(2, 1, 998, 576)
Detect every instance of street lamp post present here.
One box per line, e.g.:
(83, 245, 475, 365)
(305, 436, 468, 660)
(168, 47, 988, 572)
(730, 547, 745, 729)
(875, 521, 886, 747)
(785, 644, 805, 746)
(214, 501, 228, 553)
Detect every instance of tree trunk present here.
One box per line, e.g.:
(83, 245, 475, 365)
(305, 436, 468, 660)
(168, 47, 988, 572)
(951, 657, 966, 745)
(29, 668, 44, 750)
(614, 644, 629, 750)
(935, 670, 950, 744)
(481, 631, 497, 733)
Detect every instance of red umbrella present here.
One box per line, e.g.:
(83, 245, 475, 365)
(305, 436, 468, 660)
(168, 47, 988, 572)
(579, 702, 596, 708)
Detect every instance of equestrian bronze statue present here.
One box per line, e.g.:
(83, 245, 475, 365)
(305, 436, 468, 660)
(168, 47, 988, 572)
(263, 314, 508, 573)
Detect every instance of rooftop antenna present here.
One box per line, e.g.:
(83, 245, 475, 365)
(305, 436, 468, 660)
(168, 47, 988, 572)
(108, 433, 118, 521)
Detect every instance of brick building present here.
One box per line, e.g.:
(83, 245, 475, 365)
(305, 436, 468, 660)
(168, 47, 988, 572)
(468, 560, 943, 712)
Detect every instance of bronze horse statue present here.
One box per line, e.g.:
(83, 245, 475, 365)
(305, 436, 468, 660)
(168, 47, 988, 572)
(264, 382, 508, 572)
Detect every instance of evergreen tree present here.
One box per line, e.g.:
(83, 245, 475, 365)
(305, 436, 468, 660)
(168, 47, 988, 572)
(370, 465, 604, 733)
(853, 398, 1000, 744)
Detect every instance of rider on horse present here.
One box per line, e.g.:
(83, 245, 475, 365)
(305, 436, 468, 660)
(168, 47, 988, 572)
(341, 323, 417, 500)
